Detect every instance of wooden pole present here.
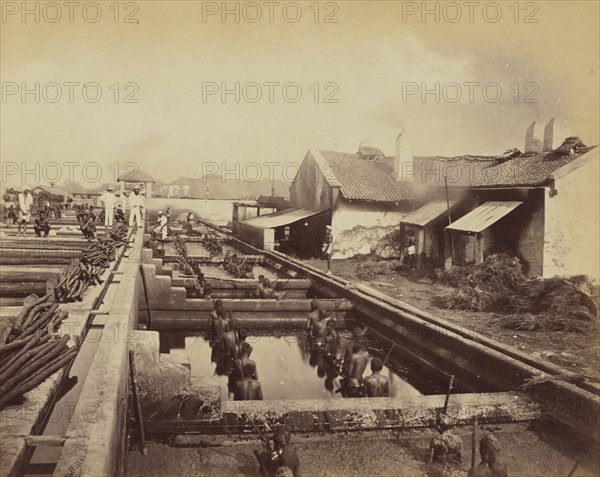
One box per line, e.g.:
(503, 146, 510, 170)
(129, 350, 146, 455)
(567, 458, 580, 477)
(442, 374, 454, 414)
(383, 343, 396, 367)
(444, 176, 456, 266)
(139, 265, 153, 329)
(471, 416, 478, 469)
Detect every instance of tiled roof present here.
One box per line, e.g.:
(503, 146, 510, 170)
(117, 168, 156, 183)
(318, 150, 426, 202)
(310, 137, 596, 202)
(414, 139, 596, 188)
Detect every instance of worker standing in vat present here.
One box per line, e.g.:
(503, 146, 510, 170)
(271, 282, 287, 301)
(468, 433, 507, 477)
(99, 185, 116, 227)
(306, 300, 321, 336)
(321, 225, 334, 274)
(33, 210, 51, 238)
(184, 211, 194, 234)
(261, 278, 274, 298)
(363, 357, 390, 397)
(428, 414, 462, 467)
(343, 336, 369, 397)
(128, 185, 144, 227)
(233, 342, 258, 381)
(259, 426, 300, 477)
(222, 319, 241, 358)
(209, 299, 225, 329)
(234, 363, 263, 400)
(310, 310, 331, 351)
(323, 319, 339, 358)
(339, 325, 367, 374)
(253, 275, 266, 298)
(213, 313, 229, 344)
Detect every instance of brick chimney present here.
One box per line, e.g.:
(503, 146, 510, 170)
(543, 118, 571, 152)
(393, 129, 414, 182)
(524, 121, 544, 153)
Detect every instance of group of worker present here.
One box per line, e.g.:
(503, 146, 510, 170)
(209, 300, 263, 401)
(222, 253, 255, 279)
(428, 413, 508, 477)
(307, 301, 390, 398)
(254, 275, 287, 300)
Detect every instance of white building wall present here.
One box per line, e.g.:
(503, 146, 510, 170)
(543, 154, 599, 280)
(331, 198, 410, 258)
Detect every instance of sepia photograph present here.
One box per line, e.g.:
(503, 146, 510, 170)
(1, 1, 599, 476)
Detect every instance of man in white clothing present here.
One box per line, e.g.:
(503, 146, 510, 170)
(128, 185, 144, 227)
(17, 185, 34, 236)
(99, 185, 117, 227)
(153, 211, 168, 240)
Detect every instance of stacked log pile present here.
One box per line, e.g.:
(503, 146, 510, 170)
(55, 223, 129, 303)
(0, 294, 76, 409)
(0, 223, 129, 408)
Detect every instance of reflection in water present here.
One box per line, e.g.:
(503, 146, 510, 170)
(164, 328, 423, 401)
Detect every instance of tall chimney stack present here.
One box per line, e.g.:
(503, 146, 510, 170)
(393, 129, 414, 182)
(543, 118, 571, 152)
(524, 121, 544, 153)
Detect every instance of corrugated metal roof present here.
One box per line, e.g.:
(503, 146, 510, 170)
(242, 208, 324, 229)
(447, 201, 523, 234)
(402, 199, 458, 227)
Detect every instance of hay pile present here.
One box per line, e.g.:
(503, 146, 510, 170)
(438, 254, 597, 332)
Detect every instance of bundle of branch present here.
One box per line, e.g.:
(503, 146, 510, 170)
(201, 233, 223, 257)
(439, 254, 597, 332)
(173, 236, 205, 296)
(0, 294, 76, 410)
(54, 224, 129, 303)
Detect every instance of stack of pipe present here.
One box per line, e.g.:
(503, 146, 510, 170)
(0, 294, 76, 409)
(54, 223, 129, 303)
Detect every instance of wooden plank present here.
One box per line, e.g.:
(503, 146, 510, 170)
(24, 436, 67, 447)
(129, 351, 147, 455)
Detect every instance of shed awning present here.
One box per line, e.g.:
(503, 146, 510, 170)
(242, 208, 326, 229)
(447, 201, 523, 234)
(402, 199, 458, 227)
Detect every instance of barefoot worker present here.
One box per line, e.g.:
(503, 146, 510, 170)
(364, 357, 390, 397)
(322, 225, 333, 274)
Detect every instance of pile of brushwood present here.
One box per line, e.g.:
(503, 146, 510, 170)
(438, 253, 597, 332)
(0, 294, 77, 409)
(201, 233, 223, 257)
(55, 223, 129, 302)
(173, 235, 206, 297)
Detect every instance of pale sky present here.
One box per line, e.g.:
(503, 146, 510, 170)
(1, 0, 599, 188)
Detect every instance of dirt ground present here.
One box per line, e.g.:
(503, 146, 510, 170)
(305, 257, 600, 381)
(127, 425, 598, 477)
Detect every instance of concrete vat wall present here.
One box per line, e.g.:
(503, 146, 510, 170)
(53, 227, 144, 477)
